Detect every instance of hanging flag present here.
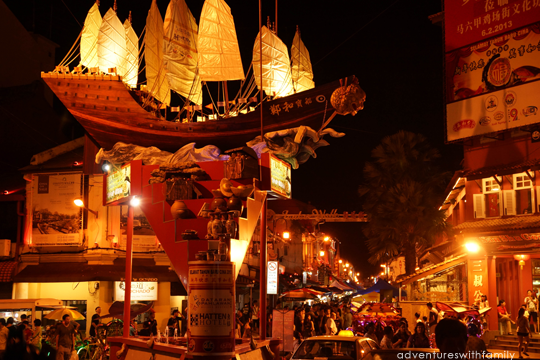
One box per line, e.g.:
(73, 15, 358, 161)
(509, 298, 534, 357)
(238, 98, 247, 104)
(217, 101, 225, 107)
(205, 103, 214, 109)
(170, 106, 181, 112)
(229, 100, 236, 105)
(249, 97, 258, 102)
(184, 105, 193, 111)
(194, 105, 202, 111)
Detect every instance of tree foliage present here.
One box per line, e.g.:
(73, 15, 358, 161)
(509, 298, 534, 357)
(359, 131, 452, 275)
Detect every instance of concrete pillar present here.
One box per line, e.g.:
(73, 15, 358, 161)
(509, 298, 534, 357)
(154, 282, 171, 333)
(488, 256, 498, 331)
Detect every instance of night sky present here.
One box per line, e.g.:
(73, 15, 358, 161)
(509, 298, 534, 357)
(4, 0, 464, 278)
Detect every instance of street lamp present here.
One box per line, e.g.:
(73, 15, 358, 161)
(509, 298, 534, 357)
(130, 196, 140, 207)
(320, 250, 325, 257)
(345, 263, 349, 268)
(73, 199, 98, 218)
(324, 236, 330, 242)
(339, 259, 343, 264)
(283, 231, 290, 239)
(465, 242, 480, 253)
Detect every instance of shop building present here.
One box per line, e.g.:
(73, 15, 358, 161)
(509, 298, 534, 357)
(13, 137, 186, 335)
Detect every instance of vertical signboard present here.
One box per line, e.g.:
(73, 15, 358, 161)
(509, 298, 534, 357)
(187, 261, 235, 357)
(31, 174, 83, 246)
(268, 261, 278, 295)
(468, 258, 489, 305)
(105, 164, 131, 204)
(270, 155, 292, 198)
(272, 310, 294, 352)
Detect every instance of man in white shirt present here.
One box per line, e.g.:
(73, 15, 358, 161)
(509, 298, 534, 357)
(326, 312, 338, 335)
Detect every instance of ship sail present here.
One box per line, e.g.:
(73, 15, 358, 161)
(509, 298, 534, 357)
(198, 0, 244, 82)
(145, 0, 171, 105)
(163, 0, 202, 105)
(124, 20, 139, 89)
(80, 3, 102, 68)
(291, 29, 314, 93)
(253, 26, 294, 98)
(97, 8, 127, 77)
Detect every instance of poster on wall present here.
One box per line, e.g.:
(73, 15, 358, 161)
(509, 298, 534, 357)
(444, 0, 540, 52)
(120, 206, 157, 248)
(31, 174, 83, 246)
(114, 281, 158, 301)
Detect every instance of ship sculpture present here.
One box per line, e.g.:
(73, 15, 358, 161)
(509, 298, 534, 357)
(41, 0, 365, 152)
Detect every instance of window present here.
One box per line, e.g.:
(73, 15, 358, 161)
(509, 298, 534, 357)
(505, 173, 535, 215)
(474, 177, 502, 218)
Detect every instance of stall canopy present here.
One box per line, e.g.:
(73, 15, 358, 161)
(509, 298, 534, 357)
(359, 279, 406, 297)
(329, 280, 356, 292)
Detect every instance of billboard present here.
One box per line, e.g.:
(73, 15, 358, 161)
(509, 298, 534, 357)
(31, 174, 83, 246)
(446, 22, 540, 142)
(120, 206, 157, 248)
(444, 0, 540, 52)
(114, 281, 158, 301)
(270, 155, 291, 198)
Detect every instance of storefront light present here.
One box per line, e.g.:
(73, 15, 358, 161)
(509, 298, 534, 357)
(320, 250, 325, 257)
(465, 242, 480, 253)
(130, 196, 140, 207)
(346, 263, 349, 268)
(324, 236, 330, 242)
(339, 260, 343, 264)
(283, 231, 290, 239)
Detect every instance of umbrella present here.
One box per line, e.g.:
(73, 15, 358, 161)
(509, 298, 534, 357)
(45, 307, 85, 321)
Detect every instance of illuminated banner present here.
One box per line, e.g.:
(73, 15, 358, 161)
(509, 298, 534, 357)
(267, 261, 278, 295)
(114, 281, 158, 301)
(468, 258, 488, 304)
(446, 24, 540, 103)
(444, 0, 540, 52)
(447, 79, 540, 141)
(31, 174, 83, 246)
(106, 164, 131, 204)
(270, 155, 291, 198)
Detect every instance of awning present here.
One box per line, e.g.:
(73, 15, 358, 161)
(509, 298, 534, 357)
(0, 261, 17, 282)
(397, 254, 467, 285)
(14, 259, 179, 283)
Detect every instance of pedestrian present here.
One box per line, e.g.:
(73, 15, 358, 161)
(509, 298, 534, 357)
(427, 302, 438, 336)
(342, 307, 353, 329)
(90, 306, 101, 338)
(5, 319, 14, 342)
(465, 322, 487, 354)
(4, 325, 33, 360)
(56, 314, 76, 360)
(365, 323, 379, 345)
(380, 326, 394, 349)
(167, 310, 181, 336)
(326, 312, 337, 335)
(145, 309, 158, 336)
(294, 309, 304, 334)
(0, 319, 8, 359)
(29, 319, 41, 351)
(435, 318, 467, 355)
(303, 314, 315, 338)
(517, 307, 530, 359)
(138, 321, 152, 337)
(242, 303, 251, 330)
(251, 300, 259, 334)
(525, 289, 538, 335)
(406, 322, 430, 348)
(498, 300, 515, 335)
(267, 312, 273, 337)
(392, 322, 410, 348)
(321, 308, 330, 335)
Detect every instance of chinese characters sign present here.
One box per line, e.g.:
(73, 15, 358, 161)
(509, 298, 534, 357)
(105, 164, 131, 204)
(446, 23, 540, 142)
(31, 174, 82, 246)
(187, 262, 235, 356)
(445, 0, 540, 52)
(114, 281, 158, 301)
(270, 155, 292, 198)
(467, 258, 488, 303)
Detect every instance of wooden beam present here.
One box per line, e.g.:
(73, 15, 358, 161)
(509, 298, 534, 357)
(492, 175, 502, 187)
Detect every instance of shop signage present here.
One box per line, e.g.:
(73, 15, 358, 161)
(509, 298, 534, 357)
(114, 281, 158, 301)
(106, 164, 131, 204)
(447, 77, 540, 142)
(31, 174, 83, 246)
(272, 310, 294, 352)
(444, 0, 540, 52)
(268, 261, 279, 295)
(467, 258, 488, 304)
(274, 209, 367, 222)
(270, 155, 291, 199)
(187, 262, 235, 357)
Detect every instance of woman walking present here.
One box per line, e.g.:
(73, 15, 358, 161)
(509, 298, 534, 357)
(406, 322, 430, 348)
(517, 307, 530, 359)
(525, 290, 538, 335)
(303, 314, 315, 339)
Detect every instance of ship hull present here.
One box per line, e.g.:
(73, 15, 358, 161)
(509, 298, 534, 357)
(41, 73, 348, 151)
